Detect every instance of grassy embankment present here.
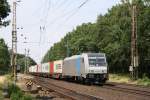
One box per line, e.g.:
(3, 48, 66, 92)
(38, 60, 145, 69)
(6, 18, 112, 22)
(109, 74, 150, 86)
(0, 74, 33, 100)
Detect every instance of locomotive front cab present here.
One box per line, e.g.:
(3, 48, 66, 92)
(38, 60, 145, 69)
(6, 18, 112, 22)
(86, 53, 108, 83)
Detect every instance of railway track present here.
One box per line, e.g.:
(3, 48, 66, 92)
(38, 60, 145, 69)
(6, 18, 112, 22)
(103, 82, 150, 97)
(32, 76, 103, 100)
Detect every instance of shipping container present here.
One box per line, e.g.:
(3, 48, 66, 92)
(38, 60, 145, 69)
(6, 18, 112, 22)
(41, 62, 50, 73)
(53, 60, 63, 74)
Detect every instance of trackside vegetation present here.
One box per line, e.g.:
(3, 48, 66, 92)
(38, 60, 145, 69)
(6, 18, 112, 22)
(0, 75, 33, 100)
(16, 53, 37, 73)
(42, 0, 150, 78)
(8, 84, 33, 100)
(0, 38, 37, 74)
(0, 39, 10, 74)
(109, 74, 150, 86)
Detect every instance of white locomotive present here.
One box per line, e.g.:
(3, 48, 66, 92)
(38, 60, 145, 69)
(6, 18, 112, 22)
(63, 53, 108, 83)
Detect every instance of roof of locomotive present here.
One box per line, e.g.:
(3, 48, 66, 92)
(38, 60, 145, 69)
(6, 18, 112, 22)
(64, 53, 106, 61)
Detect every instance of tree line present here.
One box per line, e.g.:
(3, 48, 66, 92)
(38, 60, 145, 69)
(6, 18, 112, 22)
(0, 38, 10, 74)
(0, 38, 37, 74)
(42, 0, 150, 78)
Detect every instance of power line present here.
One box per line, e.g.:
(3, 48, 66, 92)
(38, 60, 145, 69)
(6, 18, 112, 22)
(53, 0, 69, 12)
(78, 0, 89, 9)
(46, 0, 90, 28)
(45, 0, 74, 27)
(65, 0, 90, 21)
(32, 0, 45, 16)
(54, 0, 90, 30)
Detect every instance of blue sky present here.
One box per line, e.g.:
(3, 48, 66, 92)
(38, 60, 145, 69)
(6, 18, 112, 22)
(0, 0, 120, 63)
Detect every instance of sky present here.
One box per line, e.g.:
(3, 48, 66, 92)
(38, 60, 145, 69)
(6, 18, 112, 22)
(0, 0, 121, 63)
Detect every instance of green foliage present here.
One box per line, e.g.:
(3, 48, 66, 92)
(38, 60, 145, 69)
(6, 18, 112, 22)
(17, 53, 37, 73)
(8, 84, 21, 97)
(0, 38, 10, 74)
(10, 91, 23, 100)
(0, 91, 4, 100)
(109, 73, 150, 86)
(0, 0, 10, 27)
(42, 1, 150, 78)
(21, 94, 33, 100)
(0, 38, 36, 74)
(8, 84, 33, 100)
(137, 75, 150, 86)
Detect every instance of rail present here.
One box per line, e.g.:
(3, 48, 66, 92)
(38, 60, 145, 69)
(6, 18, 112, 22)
(103, 82, 150, 97)
(32, 76, 103, 100)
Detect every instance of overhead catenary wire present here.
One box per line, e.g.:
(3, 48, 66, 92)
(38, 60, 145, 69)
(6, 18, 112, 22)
(64, 0, 90, 21)
(32, 0, 46, 18)
(45, 0, 74, 27)
(78, 0, 89, 8)
(39, 0, 52, 63)
(53, 0, 69, 13)
(53, 0, 91, 30)
(46, 0, 90, 28)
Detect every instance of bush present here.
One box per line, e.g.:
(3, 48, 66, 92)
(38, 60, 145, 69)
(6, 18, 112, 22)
(8, 84, 33, 100)
(21, 94, 33, 100)
(8, 84, 21, 96)
(10, 92, 22, 100)
(137, 75, 150, 86)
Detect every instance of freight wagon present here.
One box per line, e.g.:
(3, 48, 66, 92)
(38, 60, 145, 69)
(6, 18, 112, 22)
(31, 60, 63, 79)
(53, 60, 63, 78)
(29, 65, 37, 74)
(41, 62, 49, 77)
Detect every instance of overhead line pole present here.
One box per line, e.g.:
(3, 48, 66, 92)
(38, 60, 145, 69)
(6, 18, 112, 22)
(130, 3, 139, 80)
(11, 0, 17, 84)
(27, 49, 30, 73)
(24, 48, 27, 74)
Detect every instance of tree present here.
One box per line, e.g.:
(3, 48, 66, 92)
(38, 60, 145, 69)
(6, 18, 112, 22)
(0, 38, 10, 74)
(0, 0, 10, 27)
(17, 54, 37, 73)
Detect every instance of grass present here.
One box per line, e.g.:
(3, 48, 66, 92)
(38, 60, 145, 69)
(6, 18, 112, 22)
(109, 73, 150, 86)
(0, 83, 4, 100)
(0, 74, 34, 100)
(8, 84, 33, 100)
(137, 76, 150, 86)
(109, 73, 130, 83)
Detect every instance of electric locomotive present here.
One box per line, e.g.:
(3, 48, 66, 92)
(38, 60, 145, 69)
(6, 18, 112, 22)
(62, 53, 108, 84)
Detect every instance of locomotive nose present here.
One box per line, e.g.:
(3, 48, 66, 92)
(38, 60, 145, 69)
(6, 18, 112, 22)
(88, 67, 107, 74)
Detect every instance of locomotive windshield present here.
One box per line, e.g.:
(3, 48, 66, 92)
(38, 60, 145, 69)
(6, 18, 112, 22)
(88, 58, 106, 67)
(88, 53, 107, 67)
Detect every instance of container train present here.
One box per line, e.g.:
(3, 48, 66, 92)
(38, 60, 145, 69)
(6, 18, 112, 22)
(29, 53, 108, 84)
